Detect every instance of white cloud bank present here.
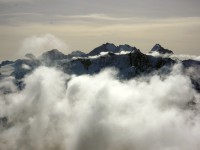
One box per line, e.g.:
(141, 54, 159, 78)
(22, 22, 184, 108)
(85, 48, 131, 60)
(18, 34, 68, 57)
(147, 51, 200, 62)
(0, 64, 200, 150)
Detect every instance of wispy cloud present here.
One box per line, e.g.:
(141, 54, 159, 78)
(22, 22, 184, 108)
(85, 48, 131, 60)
(66, 14, 130, 21)
(1, 11, 200, 26)
(0, 13, 132, 25)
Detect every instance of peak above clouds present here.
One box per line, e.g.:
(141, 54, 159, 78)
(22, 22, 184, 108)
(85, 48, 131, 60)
(150, 44, 174, 55)
(0, 0, 200, 149)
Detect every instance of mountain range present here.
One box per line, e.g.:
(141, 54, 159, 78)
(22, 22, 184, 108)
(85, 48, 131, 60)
(0, 43, 200, 92)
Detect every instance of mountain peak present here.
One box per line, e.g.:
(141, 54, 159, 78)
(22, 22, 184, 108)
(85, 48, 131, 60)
(150, 44, 174, 55)
(41, 49, 66, 60)
(104, 43, 116, 51)
(88, 43, 139, 56)
(88, 43, 117, 56)
(152, 44, 162, 51)
(118, 44, 139, 52)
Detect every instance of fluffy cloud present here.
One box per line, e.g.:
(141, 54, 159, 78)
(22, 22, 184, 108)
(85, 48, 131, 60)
(0, 64, 200, 150)
(18, 34, 68, 57)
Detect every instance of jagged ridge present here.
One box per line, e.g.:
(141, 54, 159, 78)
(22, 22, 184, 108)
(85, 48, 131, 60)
(0, 43, 199, 92)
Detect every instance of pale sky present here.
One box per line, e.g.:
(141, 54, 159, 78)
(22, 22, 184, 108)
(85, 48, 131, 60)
(0, 0, 200, 60)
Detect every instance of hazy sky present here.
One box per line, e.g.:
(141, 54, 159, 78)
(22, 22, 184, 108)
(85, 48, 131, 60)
(0, 0, 200, 60)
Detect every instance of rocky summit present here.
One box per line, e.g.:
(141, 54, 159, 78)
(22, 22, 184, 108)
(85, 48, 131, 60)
(150, 44, 174, 55)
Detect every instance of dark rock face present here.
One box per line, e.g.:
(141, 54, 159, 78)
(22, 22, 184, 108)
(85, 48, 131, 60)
(182, 59, 200, 92)
(0, 117, 8, 128)
(67, 51, 87, 58)
(150, 44, 174, 55)
(182, 59, 200, 68)
(0, 60, 14, 67)
(67, 50, 175, 78)
(11, 59, 41, 79)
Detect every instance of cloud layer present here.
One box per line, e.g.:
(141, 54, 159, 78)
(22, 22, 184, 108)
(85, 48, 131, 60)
(0, 64, 200, 150)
